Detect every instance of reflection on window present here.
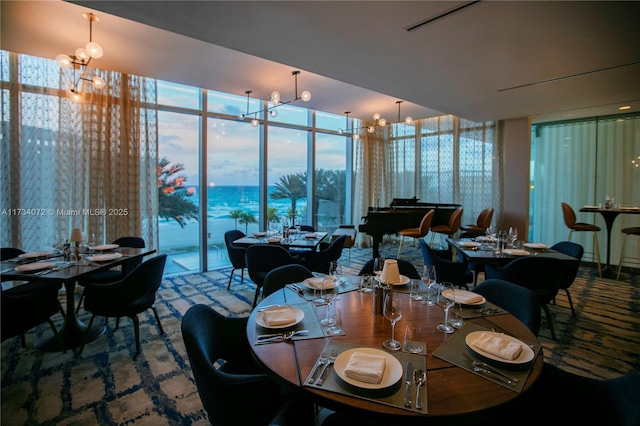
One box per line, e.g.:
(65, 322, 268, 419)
(157, 80, 200, 109)
(315, 133, 348, 230)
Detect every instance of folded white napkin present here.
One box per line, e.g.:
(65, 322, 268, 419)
(471, 332, 523, 360)
(343, 351, 387, 384)
(263, 308, 296, 326)
(455, 291, 484, 304)
(303, 277, 334, 289)
(267, 236, 281, 243)
(304, 232, 317, 238)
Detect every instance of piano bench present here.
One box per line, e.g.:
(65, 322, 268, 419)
(332, 226, 357, 249)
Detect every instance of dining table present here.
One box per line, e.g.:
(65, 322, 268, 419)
(579, 205, 640, 277)
(0, 247, 156, 352)
(234, 231, 328, 251)
(247, 275, 543, 424)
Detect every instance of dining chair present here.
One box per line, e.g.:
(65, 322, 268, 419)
(181, 304, 314, 426)
(396, 209, 434, 257)
(430, 207, 463, 248)
(245, 244, 302, 307)
(457, 231, 487, 287)
(262, 264, 314, 299)
(418, 239, 473, 290)
(224, 230, 247, 290)
(550, 241, 584, 317)
(358, 257, 420, 279)
(484, 256, 563, 339)
(1, 280, 66, 350)
(299, 234, 347, 275)
(561, 202, 602, 277)
(471, 279, 541, 335)
(79, 254, 167, 357)
(617, 227, 640, 280)
(76, 236, 146, 314)
(460, 207, 494, 236)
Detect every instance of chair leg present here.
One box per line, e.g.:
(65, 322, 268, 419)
(227, 269, 235, 290)
(397, 236, 404, 258)
(79, 314, 97, 355)
(131, 315, 140, 357)
(240, 268, 244, 282)
(252, 286, 261, 307)
(617, 233, 630, 280)
(76, 289, 86, 314)
(564, 289, 575, 317)
(542, 304, 556, 340)
(151, 306, 164, 335)
(593, 232, 602, 278)
(46, 318, 66, 353)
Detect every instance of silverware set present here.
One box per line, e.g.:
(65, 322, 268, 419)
(308, 349, 338, 386)
(255, 329, 308, 343)
(404, 362, 426, 409)
(462, 352, 518, 386)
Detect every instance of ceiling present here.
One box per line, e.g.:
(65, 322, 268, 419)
(2, 1, 640, 123)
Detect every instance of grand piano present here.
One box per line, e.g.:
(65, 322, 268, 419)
(359, 197, 461, 258)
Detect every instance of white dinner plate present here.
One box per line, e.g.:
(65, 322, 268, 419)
(93, 244, 119, 251)
(88, 252, 123, 262)
(255, 306, 304, 329)
(303, 277, 336, 290)
(441, 289, 486, 306)
(465, 331, 535, 365)
(334, 347, 403, 390)
(376, 274, 410, 286)
(253, 232, 267, 238)
(303, 233, 317, 239)
(14, 261, 56, 272)
(523, 243, 548, 250)
(502, 249, 529, 256)
(460, 241, 481, 248)
(18, 251, 55, 259)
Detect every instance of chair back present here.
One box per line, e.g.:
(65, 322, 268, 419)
(263, 264, 313, 298)
(561, 202, 577, 228)
(84, 254, 167, 316)
(358, 257, 420, 279)
(550, 241, 584, 290)
(245, 244, 299, 287)
(477, 208, 494, 229)
(418, 210, 435, 236)
(418, 239, 471, 288)
(224, 230, 247, 269)
(181, 304, 282, 426)
(1, 247, 25, 261)
(300, 225, 316, 232)
(1, 281, 62, 342)
(484, 256, 563, 304)
(472, 279, 541, 335)
(112, 236, 145, 248)
(300, 235, 346, 274)
(449, 208, 463, 233)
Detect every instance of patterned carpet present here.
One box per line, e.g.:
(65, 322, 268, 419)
(2, 243, 639, 425)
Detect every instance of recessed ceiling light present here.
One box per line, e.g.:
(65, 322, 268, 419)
(619, 106, 631, 110)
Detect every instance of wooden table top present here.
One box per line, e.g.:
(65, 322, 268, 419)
(248, 282, 543, 423)
(234, 231, 328, 250)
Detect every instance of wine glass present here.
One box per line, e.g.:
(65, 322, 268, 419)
(329, 261, 342, 284)
(508, 227, 518, 248)
(446, 285, 464, 328)
(359, 274, 374, 293)
(421, 265, 437, 306)
(383, 292, 403, 351)
(320, 278, 337, 327)
(373, 257, 385, 278)
(88, 233, 96, 256)
(436, 282, 456, 334)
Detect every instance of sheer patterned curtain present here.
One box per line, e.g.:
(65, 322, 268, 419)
(0, 52, 158, 251)
(530, 114, 640, 264)
(352, 114, 498, 245)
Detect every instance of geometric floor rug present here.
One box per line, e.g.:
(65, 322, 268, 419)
(2, 245, 639, 425)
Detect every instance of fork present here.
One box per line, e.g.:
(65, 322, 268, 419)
(308, 351, 328, 383)
(316, 349, 338, 386)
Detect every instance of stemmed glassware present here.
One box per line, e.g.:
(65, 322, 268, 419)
(508, 227, 518, 248)
(359, 274, 374, 293)
(320, 278, 337, 327)
(436, 282, 456, 334)
(373, 257, 385, 277)
(421, 265, 437, 306)
(88, 233, 96, 257)
(383, 292, 403, 350)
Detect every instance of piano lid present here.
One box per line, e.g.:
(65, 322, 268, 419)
(390, 197, 420, 207)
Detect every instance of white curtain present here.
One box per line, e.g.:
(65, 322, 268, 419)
(0, 52, 158, 251)
(352, 115, 498, 247)
(530, 114, 640, 266)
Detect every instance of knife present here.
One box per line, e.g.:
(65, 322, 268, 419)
(403, 361, 413, 407)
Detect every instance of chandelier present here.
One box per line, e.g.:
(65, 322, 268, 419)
(338, 101, 414, 139)
(238, 70, 311, 126)
(55, 12, 105, 102)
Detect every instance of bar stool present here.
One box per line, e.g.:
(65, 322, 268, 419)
(561, 202, 602, 277)
(617, 227, 640, 280)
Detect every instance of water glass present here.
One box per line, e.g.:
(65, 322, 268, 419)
(409, 279, 423, 301)
(360, 274, 374, 293)
(421, 265, 437, 306)
(326, 306, 343, 335)
(403, 322, 425, 354)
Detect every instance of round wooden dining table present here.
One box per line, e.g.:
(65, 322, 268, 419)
(247, 279, 543, 424)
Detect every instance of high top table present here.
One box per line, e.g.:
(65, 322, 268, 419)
(247, 284, 543, 424)
(1, 247, 156, 351)
(579, 206, 640, 277)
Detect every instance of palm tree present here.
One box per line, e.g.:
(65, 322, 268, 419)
(229, 209, 244, 229)
(157, 157, 198, 228)
(270, 172, 307, 216)
(238, 211, 257, 234)
(316, 169, 347, 221)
